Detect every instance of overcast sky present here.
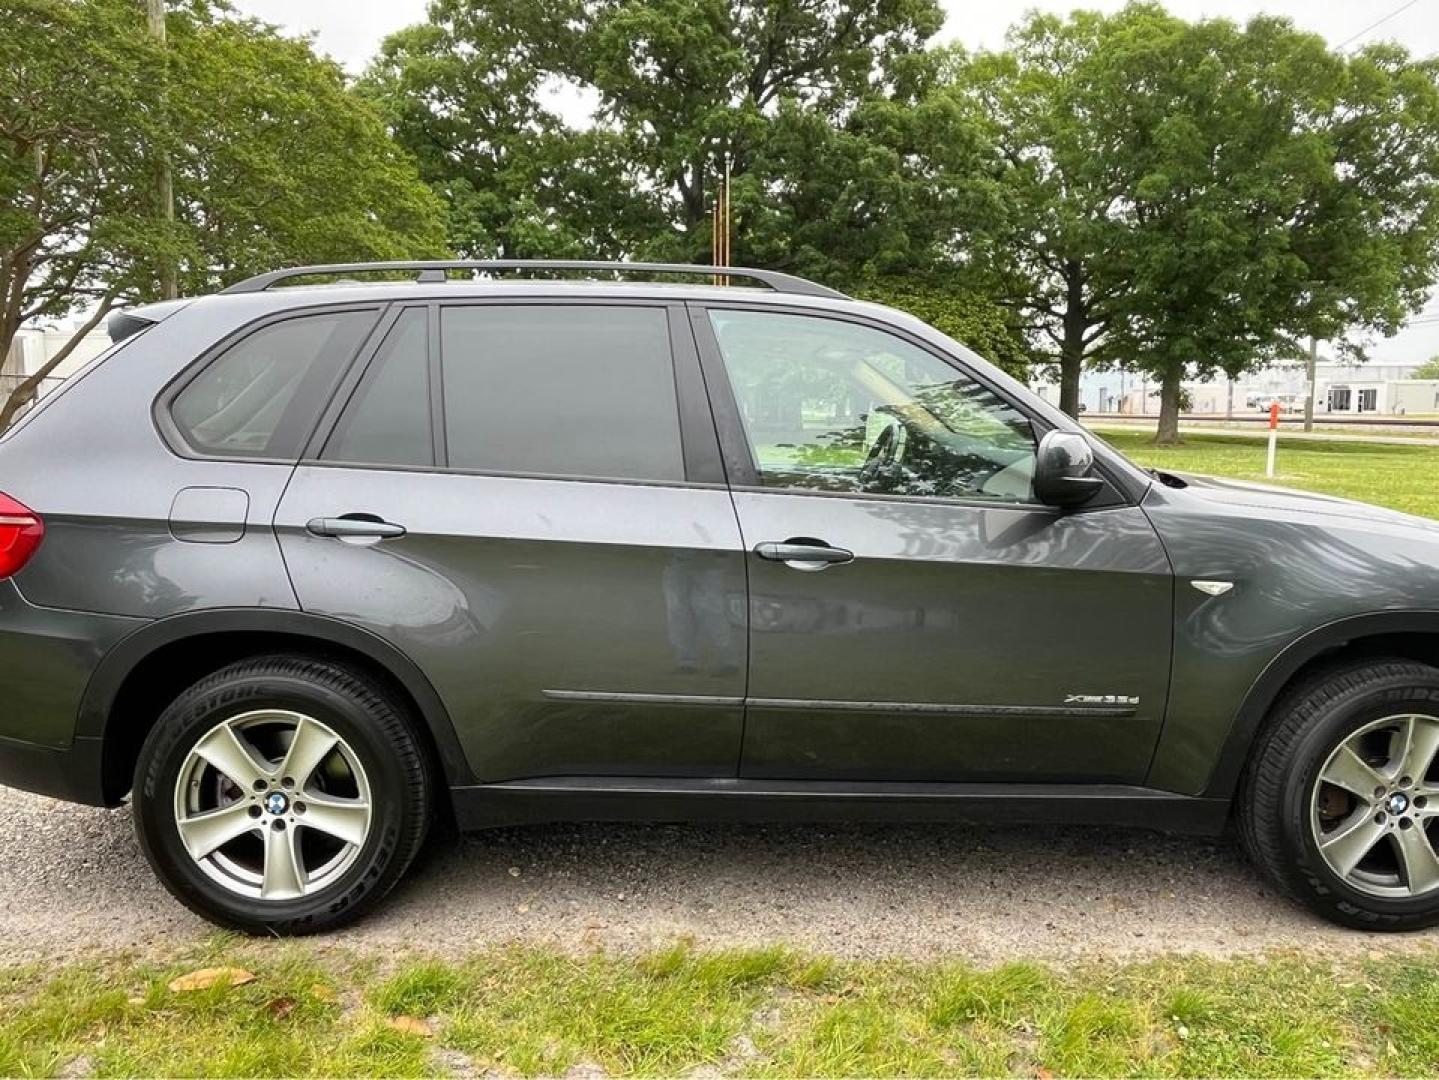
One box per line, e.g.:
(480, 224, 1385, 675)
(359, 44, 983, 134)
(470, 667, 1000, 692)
(228, 0, 1439, 365)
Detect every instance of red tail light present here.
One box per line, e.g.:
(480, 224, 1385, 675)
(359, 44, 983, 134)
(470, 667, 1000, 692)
(0, 493, 43, 579)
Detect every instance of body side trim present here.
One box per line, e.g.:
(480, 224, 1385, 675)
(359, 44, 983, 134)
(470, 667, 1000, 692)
(542, 689, 744, 707)
(542, 689, 1139, 718)
(750, 697, 1139, 718)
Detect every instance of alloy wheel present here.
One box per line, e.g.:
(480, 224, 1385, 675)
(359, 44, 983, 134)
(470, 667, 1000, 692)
(1310, 713, 1439, 898)
(172, 710, 373, 901)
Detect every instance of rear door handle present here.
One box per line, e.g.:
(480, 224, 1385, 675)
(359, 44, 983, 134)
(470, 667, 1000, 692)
(755, 541, 855, 571)
(306, 515, 406, 540)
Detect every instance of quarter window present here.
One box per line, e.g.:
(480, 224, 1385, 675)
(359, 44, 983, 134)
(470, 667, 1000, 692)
(171, 310, 375, 459)
(708, 310, 1038, 502)
(440, 305, 684, 482)
(324, 309, 433, 468)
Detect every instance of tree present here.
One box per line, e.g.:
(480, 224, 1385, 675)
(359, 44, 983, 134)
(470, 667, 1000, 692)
(1, 0, 446, 429)
(364, 0, 951, 270)
(945, 6, 1439, 443)
(941, 11, 1151, 417)
(1416, 356, 1439, 380)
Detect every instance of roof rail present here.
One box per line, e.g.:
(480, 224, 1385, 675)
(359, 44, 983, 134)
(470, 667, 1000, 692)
(218, 259, 847, 300)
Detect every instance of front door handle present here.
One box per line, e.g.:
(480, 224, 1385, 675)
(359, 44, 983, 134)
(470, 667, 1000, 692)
(306, 515, 407, 540)
(755, 540, 855, 571)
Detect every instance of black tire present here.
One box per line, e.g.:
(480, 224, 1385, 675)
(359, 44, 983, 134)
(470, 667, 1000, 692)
(134, 655, 432, 935)
(1240, 658, 1439, 930)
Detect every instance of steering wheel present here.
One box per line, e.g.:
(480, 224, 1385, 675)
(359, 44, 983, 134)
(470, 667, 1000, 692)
(857, 423, 899, 487)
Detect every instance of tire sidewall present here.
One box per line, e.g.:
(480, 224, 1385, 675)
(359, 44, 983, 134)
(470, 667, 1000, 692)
(135, 667, 416, 934)
(1278, 675, 1439, 925)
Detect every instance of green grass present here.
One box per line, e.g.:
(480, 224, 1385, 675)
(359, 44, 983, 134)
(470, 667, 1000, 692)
(1097, 428, 1439, 519)
(6, 942, 1439, 1077)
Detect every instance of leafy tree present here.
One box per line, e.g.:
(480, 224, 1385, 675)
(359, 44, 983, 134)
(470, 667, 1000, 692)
(1, 0, 446, 429)
(946, 5, 1439, 443)
(941, 12, 1147, 418)
(2, 0, 167, 422)
(1416, 356, 1439, 380)
(365, 0, 952, 271)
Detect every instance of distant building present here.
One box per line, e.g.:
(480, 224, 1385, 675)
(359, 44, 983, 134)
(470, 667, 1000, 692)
(1032, 358, 1439, 417)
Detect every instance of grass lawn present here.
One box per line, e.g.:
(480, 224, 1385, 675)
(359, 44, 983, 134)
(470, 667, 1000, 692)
(1096, 428, 1439, 520)
(6, 941, 1439, 1077)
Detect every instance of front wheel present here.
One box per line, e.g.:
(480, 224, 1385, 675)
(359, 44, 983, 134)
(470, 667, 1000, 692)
(1240, 659, 1439, 930)
(134, 656, 432, 934)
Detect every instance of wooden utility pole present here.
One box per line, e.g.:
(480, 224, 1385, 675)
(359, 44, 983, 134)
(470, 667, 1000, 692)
(148, 0, 177, 300)
(711, 156, 730, 286)
(1303, 337, 1318, 433)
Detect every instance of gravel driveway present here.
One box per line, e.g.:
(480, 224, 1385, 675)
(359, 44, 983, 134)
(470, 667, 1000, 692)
(2, 787, 1433, 964)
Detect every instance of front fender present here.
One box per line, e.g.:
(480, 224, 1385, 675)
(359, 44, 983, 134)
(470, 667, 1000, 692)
(1169, 610, 1439, 800)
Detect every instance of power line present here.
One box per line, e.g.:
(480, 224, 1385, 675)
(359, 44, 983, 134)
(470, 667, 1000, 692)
(1335, 0, 1425, 50)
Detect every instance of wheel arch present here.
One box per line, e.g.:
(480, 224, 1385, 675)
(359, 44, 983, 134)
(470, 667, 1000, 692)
(1202, 610, 1439, 800)
(80, 608, 474, 806)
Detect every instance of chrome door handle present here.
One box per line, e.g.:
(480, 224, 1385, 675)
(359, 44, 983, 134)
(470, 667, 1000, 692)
(306, 515, 406, 539)
(755, 541, 855, 571)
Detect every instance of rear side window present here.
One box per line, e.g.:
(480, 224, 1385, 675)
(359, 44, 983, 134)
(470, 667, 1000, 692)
(324, 309, 433, 468)
(170, 310, 375, 459)
(440, 305, 684, 482)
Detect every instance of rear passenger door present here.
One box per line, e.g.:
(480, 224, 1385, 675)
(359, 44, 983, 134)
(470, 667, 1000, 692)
(274, 300, 748, 784)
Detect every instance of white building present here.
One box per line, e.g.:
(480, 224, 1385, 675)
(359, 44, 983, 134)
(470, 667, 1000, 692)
(1, 323, 112, 404)
(1033, 358, 1439, 417)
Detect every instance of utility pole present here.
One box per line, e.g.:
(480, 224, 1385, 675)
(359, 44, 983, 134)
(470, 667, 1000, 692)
(1302, 336, 1318, 433)
(147, 0, 177, 300)
(711, 155, 730, 287)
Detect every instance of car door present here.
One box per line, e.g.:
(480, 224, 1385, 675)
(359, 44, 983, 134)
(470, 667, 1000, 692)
(275, 299, 748, 784)
(692, 304, 1173, 784)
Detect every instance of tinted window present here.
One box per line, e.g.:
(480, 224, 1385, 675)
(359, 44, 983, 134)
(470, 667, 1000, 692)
(324, 309, 433, 468)
(172, 310, 374, 458)
(440, 305, 683, 482)
(709, 310, 1037, 502)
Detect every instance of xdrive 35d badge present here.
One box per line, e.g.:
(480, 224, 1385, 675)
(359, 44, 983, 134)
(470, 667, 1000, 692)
(2, 259, 1439, 934)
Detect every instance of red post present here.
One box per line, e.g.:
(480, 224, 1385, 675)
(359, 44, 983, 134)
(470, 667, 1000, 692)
(1266, 400, 1280, 478)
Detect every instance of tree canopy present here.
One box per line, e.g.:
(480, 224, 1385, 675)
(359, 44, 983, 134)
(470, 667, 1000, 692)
(8, 0, 1439, 444)
(944, 5, 1439, 440)
(1, 0, 446, 427)
(363, 0, 963, 271)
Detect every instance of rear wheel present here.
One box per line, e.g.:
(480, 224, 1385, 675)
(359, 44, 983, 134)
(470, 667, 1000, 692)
(134, 656, 432, 934)
(1240, 659, 1439, 930)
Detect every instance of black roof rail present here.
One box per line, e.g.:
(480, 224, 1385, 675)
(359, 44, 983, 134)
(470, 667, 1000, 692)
(218, 259, 848, 300)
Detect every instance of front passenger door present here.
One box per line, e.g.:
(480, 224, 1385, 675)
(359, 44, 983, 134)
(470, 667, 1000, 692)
(695, 306, 1173, 784)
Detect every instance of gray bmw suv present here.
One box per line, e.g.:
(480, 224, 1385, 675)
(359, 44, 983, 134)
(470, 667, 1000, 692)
(3, 260, 1439, 935)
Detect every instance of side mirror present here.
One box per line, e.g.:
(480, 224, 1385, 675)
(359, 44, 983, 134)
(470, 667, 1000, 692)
(1033, 430, 1105, 509)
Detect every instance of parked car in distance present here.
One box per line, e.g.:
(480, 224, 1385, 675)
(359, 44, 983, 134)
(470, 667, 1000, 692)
(2, 260, 1439, 935)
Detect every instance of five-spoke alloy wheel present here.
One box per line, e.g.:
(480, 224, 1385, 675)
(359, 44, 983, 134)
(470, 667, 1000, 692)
(135, 656, 432, 935)
(1311, 713, 1439, 898)
(175, 710, 374, 901)
(1242, 659, 1439, 930)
